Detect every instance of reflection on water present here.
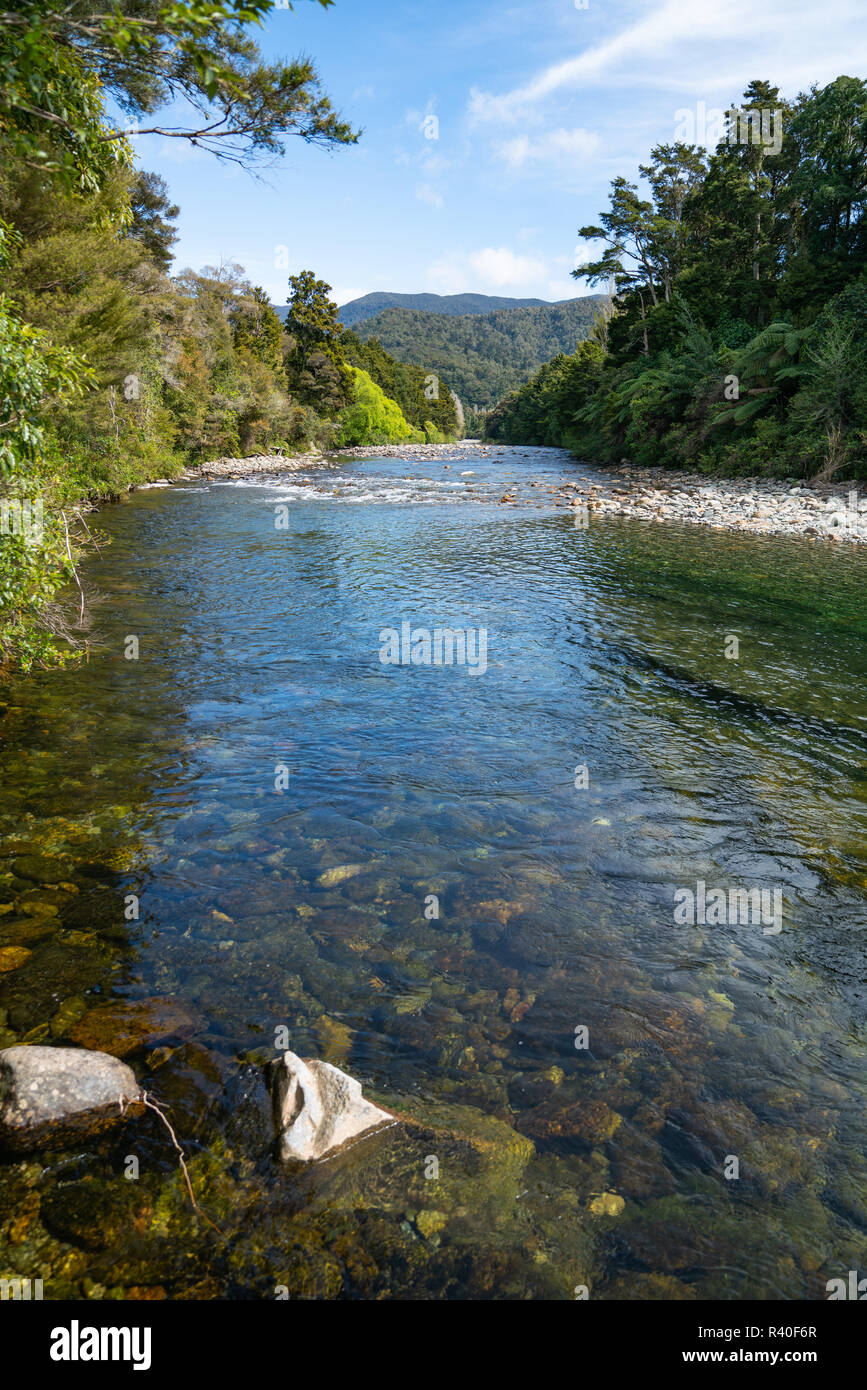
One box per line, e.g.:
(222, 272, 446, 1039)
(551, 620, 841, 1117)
(1, 446, 865, 1300)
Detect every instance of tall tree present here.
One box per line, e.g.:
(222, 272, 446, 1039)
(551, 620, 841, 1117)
(284, 270, 351, 409)
(231, 285, 284, 375)
(127, 170, 179, 271)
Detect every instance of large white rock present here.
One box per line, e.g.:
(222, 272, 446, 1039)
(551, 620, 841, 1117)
(0, 1045, 143, 1153)
(271, 1051, 393, 1162)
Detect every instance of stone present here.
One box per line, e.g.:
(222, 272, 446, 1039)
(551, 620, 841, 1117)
(270, 1050, 393, 1162)
(0, 1045, 143, 1153)
(313, 1014, 354, 1064)
(415, 1208, 447, 1238)
(0, 946, 31, 973)
(315, 864, 365, 888)
(69, 996, 204, 1057)
(589, 1191, 626, 1217)
(12, 855, 69, 884)
(516, 1095, 623, 1143)
(40, 1177, 150, 1250)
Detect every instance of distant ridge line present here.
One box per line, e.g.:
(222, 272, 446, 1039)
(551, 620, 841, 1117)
(335, 290, 585, 327)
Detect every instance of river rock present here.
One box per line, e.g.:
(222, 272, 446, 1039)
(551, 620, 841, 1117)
(270, 1050, 393, 1162)
(69, 995, 204, 1056)
(0, 1045, 143, 1153)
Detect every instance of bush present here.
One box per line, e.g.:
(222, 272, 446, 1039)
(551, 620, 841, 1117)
(335, 368, 423, 446)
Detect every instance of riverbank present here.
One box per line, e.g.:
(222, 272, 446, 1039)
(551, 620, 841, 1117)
(554, 462, 867, 543)
(152, 444, 867, 544)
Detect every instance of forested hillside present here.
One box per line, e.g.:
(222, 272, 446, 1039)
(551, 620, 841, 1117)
(336, 291, 548, 326)
(486, 77, 867, 481)
(354, 296, 606, 410)
(0, 1, 447, 669)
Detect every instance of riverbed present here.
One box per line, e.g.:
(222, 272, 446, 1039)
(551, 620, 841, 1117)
(1, 443, 865, 1299)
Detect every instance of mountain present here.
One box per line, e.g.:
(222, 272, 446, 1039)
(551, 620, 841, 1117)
(336, 291, 549, 326)
(352, 297, 608, 410)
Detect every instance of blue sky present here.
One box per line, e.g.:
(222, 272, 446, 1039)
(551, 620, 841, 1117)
(134, 0, 867, 309)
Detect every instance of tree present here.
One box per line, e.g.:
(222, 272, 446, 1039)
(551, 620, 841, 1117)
(231, 285, 283, 375)
(127, 170, 179, 271)
(284, 270, 352, 409)
(336, 367, 422, 446)
(341, 329, 460, 436)
(637, 144, 707, 302)
(0, 2, 359, 178)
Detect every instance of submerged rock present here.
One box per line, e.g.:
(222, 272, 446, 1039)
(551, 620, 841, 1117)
(0, 1045, 143, 1153)
(69, 996, 204, 1057)
(589, 1191, 626, 1217)
(315, 864, 365, 888)
(271, 1050, 394, 1162)
(41, 1177, 151, 1251)
(516, 1095, 623, 1144)
(0, 945, 31, 973)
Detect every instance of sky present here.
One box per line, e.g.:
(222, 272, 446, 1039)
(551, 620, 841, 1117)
(134, 0, 867, 309)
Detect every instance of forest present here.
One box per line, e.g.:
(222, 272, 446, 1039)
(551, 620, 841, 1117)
(337, 290, 550, 326)
(355, 295, 605, 414)
(486, 77, 867, 481)
(0, 2, 457, 668)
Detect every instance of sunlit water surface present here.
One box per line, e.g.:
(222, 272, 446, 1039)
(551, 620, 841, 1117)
(1, 446, 865, 1300)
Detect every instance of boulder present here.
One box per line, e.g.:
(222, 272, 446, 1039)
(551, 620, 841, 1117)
(270, 1051, 393, 1162)
(0, 1045, 143, 1153)
(69, 996, 204, 1057)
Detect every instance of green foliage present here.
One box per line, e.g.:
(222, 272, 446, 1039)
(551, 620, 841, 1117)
(0, 296, 94, 476)
(0, 14, 131, 192)
(0, 2, 357, 176)
(0, 511, 77, 670)
(338, 291, 549, 326)
(0, 0, 371, 669)
(232, 286, 283, 374)
(485, 341, 605, 447)
(355, 297, 606, 410)
(335, 367, 424, 447)
(284, 270, 353, 412)
(0, 217, 94, 474)
(126, 171, 179, 272)
(341, 330, 458, 436)
(491, 76, 867, 482)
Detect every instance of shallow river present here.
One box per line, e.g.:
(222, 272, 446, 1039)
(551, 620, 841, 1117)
(1, 444, 865, 1300)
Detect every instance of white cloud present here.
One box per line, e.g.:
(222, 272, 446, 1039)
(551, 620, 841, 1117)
(468, 0, 867, 123)
(546, 278, 583, 301)
(332, 288, 367, 310)
(496, 127, 600, 170)
(572, 238, 601, 267)
(428, 246, 549, 295)
(469, 247, 548, 287)
(416, 183, 444, 208)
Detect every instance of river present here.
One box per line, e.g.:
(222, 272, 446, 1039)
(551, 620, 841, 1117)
(1, 444, 865, 1299)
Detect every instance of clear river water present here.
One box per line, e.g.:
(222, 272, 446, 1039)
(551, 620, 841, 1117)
(0, 444, 865, 1300)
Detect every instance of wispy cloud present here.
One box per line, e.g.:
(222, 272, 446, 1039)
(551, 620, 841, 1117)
(496, 126, 600, 170)
(429, 246, 550, 294)
(467, 0, 867, 124)
(416, 183, 444, 208)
